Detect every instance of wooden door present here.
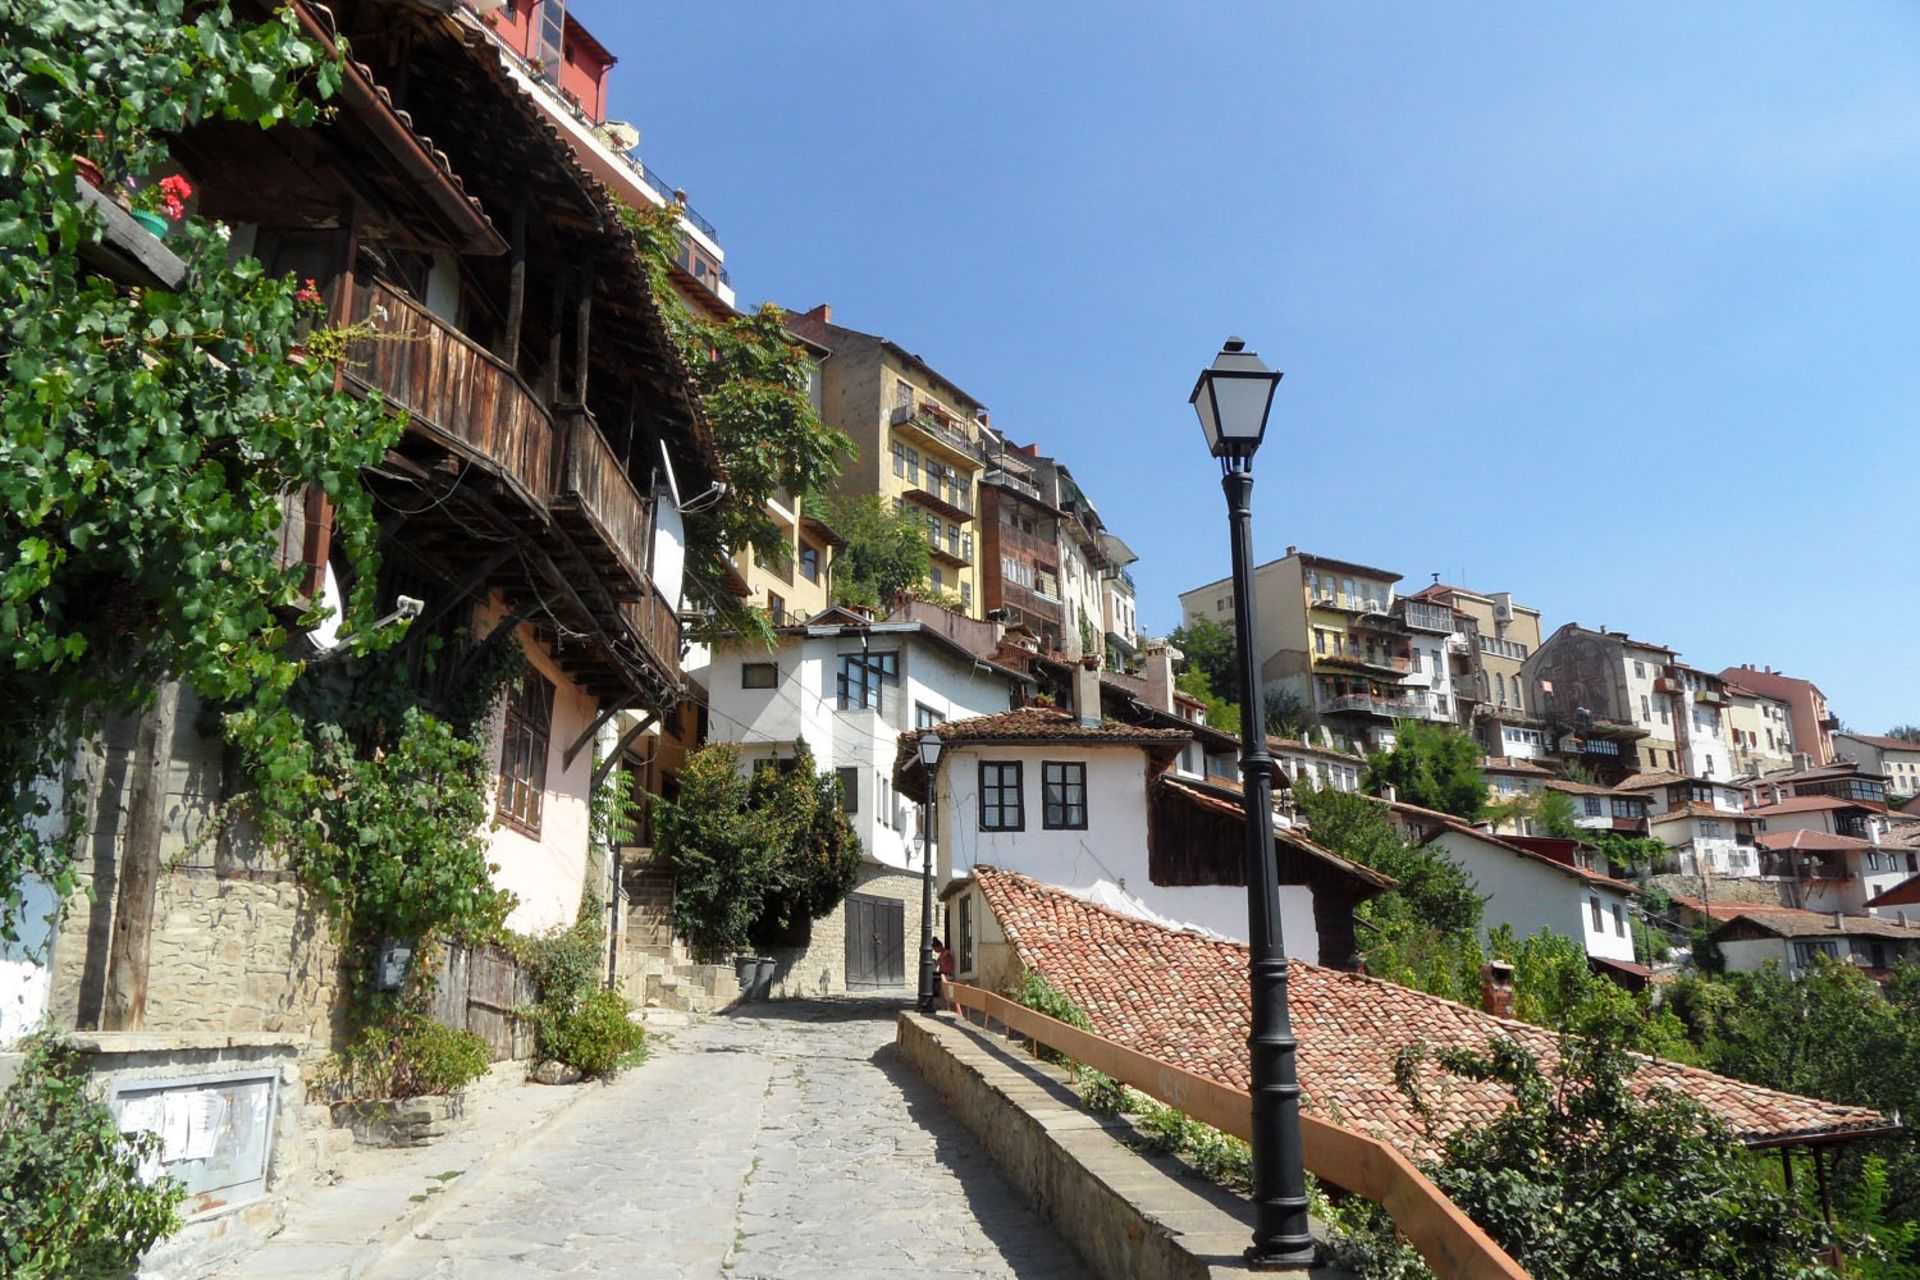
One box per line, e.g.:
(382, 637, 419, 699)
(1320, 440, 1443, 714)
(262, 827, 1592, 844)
(845, 894, 905, 988)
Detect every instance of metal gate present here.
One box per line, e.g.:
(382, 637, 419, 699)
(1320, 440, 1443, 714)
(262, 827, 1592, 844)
(844, 894, 905, 989)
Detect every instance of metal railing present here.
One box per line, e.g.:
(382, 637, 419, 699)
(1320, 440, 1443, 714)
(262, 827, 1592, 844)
(891, 402, 978, 457)
(1324, 693, 1422, 717)
(941, 982, 1529, 1280)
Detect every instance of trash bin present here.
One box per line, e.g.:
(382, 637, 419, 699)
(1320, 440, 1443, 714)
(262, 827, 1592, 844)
(751, 956, 777, 1002)
(734, 954, 759, 1002)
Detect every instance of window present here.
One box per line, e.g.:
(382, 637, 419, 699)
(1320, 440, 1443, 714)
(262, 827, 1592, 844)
(1589, 896, 1603, 931)
(497, 671, 554, 833)
(800, 545, 820, 583)
(1613, 904, 1626, 937)
(767, 593, 786, 626)
(1314, 629, 1327, 655)
(979, 761, 1024, 831)
(836, 767, 860, 813)
(742, 662, 777, 689)
(836, 651, 898, 712)
(1610, 798, 1641, 820)
(1793, 940, 1840, 968)
(895, 379, 915, 412)
(1512, 684, 1523, 713)
(930, 567, 944, 592)
(1634, 660, 1646, 678)
(1042, 762, 1088, 830)
(915, 703, 945, 730)
(1584, 796, 1604, 817)
(960, 580, 972, 609)
(1641, 695, 1651, 721)
(878, 773, 893, 829)
(957, 894, 975, 973)
(892, 440, 910, 479)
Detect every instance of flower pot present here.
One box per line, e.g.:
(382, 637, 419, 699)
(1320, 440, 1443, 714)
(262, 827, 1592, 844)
(129, 209, 169, 238)
(73, 156, 104, 188)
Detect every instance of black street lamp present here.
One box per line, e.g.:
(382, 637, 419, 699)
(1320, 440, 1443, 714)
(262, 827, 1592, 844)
(916, 732, 945, 1013)
(1190, 336, 1316, 1269)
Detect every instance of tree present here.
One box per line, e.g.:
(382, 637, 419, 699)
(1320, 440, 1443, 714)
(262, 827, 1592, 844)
(1363, 720, 1488, 820)
(1264, 687, 1309, 739)
(1404, 1011, 1827, 1280)
(1293, 785, 1486, 1002)
(821, 494, 931, 611)
(1169, 617, 1241, 704)
(1533, 789, 1582, 839)
(1176, 666, 1240, 736)
(1890, 726, 1920, 745)
(652, 742, 862, 955)
(0, 0, 397, 941)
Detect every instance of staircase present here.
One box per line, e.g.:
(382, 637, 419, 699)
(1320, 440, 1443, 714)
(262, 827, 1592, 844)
(619, 851, 741, 1012)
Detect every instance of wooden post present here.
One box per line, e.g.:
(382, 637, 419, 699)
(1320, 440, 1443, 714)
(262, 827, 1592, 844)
(573, 261, 592, 406)
(546, 273, 566, 406)
(1781, 1146, 1795, 1197)
(102, 680, 182, 1030)
(502, 201, 527, 368)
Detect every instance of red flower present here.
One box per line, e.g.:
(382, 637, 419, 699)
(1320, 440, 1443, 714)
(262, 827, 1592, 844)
(157, 174, 193, 222)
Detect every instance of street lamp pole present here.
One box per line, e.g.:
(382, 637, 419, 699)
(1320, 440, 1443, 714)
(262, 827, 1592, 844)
(1190, 337, 1316, 1269)
(916, 733, 945, 1013)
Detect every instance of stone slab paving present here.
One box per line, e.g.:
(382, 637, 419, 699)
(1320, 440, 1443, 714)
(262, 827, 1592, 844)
(356, 996, 1093, 1280)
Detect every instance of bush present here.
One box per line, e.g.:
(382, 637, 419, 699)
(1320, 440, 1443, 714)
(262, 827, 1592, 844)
(0, 1033, 185, 1278)
(539, 988, 646, 1076)
(315, 1013, 492, 1101)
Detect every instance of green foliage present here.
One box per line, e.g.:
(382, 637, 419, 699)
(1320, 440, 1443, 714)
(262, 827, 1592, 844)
(1016, 971, 1093, 1030)
(619, 201, 851, 636)
(539, 989, 645, 1076)
(1169, 617, 1240, 703)
(822, 493, 931, 611)
(1838, 1156, 1920, 1279)
(1405, 1013, 1826, 1280)
(1489, 925, 1695, 1061)
(653, 742, 861, 955)
(1263, 686, 1309, 739)
(1175, 665, 1239, 736)
(1587, 828, 1672, 874)
(1364, 720, 1488, 820)
(1074, 1070, 1252, 1191)
(0, 0, 395, 942)
(313, 1009, 492, 1101)
(1294, 785, 1486, 1000)
(269, 706, 515, 947)
(1309, 1179, 1436, 1280)
(0, 1032, 185, 1277)
(1533, 789, 1582, 838)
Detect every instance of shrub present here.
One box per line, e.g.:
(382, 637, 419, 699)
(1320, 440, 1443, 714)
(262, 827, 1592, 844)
(315, 1013, 491, 1101)
(538, 988, 646, 1076)
(0, 1033, 185, 1278)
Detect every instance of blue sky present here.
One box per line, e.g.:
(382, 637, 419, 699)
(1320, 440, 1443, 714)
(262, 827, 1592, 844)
(586, 3, 1920, 730)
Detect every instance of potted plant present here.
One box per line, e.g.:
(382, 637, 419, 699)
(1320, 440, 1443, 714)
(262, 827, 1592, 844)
(126, 174, 192, 238)
(289, 277, 326, 363)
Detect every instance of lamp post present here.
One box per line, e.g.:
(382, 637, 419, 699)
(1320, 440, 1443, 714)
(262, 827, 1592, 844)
(1190, 336, 1315, 1269)
(916, 732, 945, 1013)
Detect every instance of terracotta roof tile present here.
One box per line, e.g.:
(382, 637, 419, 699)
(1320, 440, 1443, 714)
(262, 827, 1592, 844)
(1749, 796, 1869, 816)
(974, 868, 1893, 1158)
(1756, 829, 1874, 853)
(1837, 734, 1920, 755)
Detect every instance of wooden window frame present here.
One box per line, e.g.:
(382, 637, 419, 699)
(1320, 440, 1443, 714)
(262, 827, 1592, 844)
(742, 661, 778, 689)
(836, 766, 859, 814)
(979, 761, 1024, 832)
(497, 671, 555, 836)
(1041, 760, 1088, 830)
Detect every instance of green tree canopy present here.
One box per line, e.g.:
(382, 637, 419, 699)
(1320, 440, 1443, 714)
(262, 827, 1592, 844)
(1364, 720, 1488, 819)
(822, 494, 931, 611)
(1175, 666, 1240, 737)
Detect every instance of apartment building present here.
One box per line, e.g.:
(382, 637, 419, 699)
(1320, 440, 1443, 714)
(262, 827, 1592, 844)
(1835, 733, 1920, 802)
(1406, 584, 1542, 747)
(1521, 624, 1673, 780)
(783, 305, 987, 617)
(1726, 683, 1799, 777)
(976, 442, 1070, 654)
(1667, 662, 1737, 781)
(1720, 665, 1839, 766)
(1178, 548, 1428, 753)
(1748, 795, 1916, 915)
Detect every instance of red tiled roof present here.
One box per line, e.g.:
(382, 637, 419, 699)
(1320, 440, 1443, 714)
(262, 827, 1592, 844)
(1749, 796, 1868, 816)
(1711, 906, 1920, 941)
(1615, 772, 1698, 792)
(973, 869, 1892, 1157)
(1650, 802, 1748, 826)
(1757, 829, 1874, 853)
(1544, 779, 1638, 798)
(1480, 755, 1552, 774)
(1668, 896, 1801, 923)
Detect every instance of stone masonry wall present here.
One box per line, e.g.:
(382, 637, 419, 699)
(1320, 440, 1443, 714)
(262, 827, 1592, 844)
(767, 865, 930, 999)
(46, 693, 349, 1061)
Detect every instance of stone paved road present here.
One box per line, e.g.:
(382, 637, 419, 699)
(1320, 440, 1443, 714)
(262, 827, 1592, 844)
(361, 997, 1093, 1279)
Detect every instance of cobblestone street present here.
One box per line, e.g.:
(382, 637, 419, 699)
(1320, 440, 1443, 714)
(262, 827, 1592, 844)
(357, 998, 1091, 1279)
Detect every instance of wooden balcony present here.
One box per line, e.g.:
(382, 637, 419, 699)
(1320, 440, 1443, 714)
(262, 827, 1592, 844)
(341, 278, 553, 513)
(622, 580, 683, 686)
(551, 406, 651, 600)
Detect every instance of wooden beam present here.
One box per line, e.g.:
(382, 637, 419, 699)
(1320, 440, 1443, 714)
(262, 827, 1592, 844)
(546, 274, 566, 406)
(102, 680, 182, 1031)
(562, 697, 631, 771)
(593, 713, 659, 791)
(573, 260, 593, 406)
(502, 199, 527, 368)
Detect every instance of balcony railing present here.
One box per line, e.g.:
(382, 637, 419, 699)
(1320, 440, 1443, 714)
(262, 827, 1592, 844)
(982, 467, 1042, 502)
(1398, 602, 1456, 633)
(891, 403, 978, 459)
(1323, 693, 1422, 718)
(1316, 649, 1412, 674)
(343, 278, 555, 507)
(622, 580, 682, 681)
(551, 407, 652, 598)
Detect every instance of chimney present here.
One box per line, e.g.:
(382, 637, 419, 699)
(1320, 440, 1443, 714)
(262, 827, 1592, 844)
(1285, 545, 1299, 557)
(1382, 783, 1398, 805)
(1835, 911, 1847, 930)
(803, 302, 831, 323)
(1143, 641, 1180, 715)
(1481, 961, 1516, 1019)
(1073, 656, 1102, 729)
(1794, 752, 1813, 772)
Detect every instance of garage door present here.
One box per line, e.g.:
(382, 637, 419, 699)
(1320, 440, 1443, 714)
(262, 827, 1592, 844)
(844, 894, 905, 989)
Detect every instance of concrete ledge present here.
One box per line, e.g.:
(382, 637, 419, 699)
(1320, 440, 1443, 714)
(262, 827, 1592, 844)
(898, 1012, 1341, 1279)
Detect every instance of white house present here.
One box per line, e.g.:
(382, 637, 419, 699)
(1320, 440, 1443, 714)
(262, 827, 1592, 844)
(1711, 906, 1920, 977)
(1748, 795, 1915, 915)
(896, 665, 1393, 966)
(700, 606, 1032, 991)
(1835, 733, 1920, 803)
(1622, 772, 1758, 877)
(1379, 798, 1643, 971)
